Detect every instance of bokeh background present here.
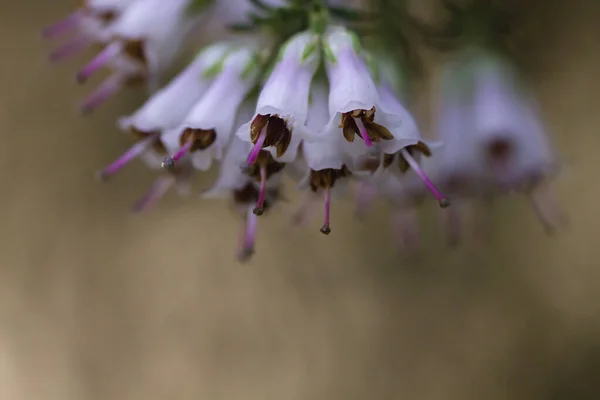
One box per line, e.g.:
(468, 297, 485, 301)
(1, 0, 599, 399)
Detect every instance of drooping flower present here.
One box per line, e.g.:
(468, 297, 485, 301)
(97, 43, 234, 179)
(433, 47, 566, 236)
(236, 30, 321, 164)
(161, 45, 261, 172)
(43, 0, 139, 62)
(76, 0, 208, 112)
(320, 29, 450, 208)
(293, 84, 354, 234)
(203, 107, 284, 261)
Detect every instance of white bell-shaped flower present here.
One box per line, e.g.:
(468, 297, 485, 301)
(294, 84, 355, 234)
(163, 45, 261, 171)
(76, 0, 208, 112)
(236, 30, 321, 163)
(321, 26, 401, 153)
(43, 0, 139, 62)
(97, 43, 234, 179)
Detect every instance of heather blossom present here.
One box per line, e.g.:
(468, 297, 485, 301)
(97, 42, 235, 179)
(433, 47, 566, 237)
(204, 104, 284, 261)
(43, 0, 139, 62)
(41, 0, 568, 261)
(293, 83, 355, 234)
(236, 30, 321, 164)
(321, 26, 449, 208)
(161, 45, 261, 172)
(74, 0, 208, 112)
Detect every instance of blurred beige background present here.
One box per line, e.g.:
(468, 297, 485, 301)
(1, 0, 599, 399)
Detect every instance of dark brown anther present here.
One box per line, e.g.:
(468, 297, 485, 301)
(383, 153, 395, 168)
(320, 226, 331, 235)
(360, 156, 382, 173)
(97, 10, 117, 23)
(180, 128, 217, 152)
(122, 39, 146, 64)
(340, 107, 394, 144)
(308, 165, 351, 192)
(341, 113, 359, 142)
(250, 114, 292, 157)
(129, 127, 166, 154)
(397, 142, 432, 173)
(264, 116, 291, 157)
(245, 150, 285, 182)
(250, 114, 270, 143)
(350, 109, 364, 118)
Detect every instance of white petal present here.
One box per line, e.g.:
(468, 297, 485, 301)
(191, 146, 219, 171)
(302, 84, 347, 170)
(118, 43, 232, 133)
(179, 46, 259, 147)
(109, 0, 203, 75)
(324, 26, 379, 116)
(159, 128, 183, 154)
(202, 104, 255, 198)
(236, 31, 320, 158)
(375, 84, 421, 154)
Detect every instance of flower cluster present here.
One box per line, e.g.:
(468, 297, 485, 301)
(42, 0, 565, 260)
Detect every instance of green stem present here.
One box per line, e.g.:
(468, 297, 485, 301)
(308, 0, 330, 35)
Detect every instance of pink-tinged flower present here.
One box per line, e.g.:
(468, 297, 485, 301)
(320, 27, 412, 153)
(203, 129, 284, 262)
(162, 45, 261, 172)
(97, 43, 233, 179)
(236, 30, 321, 164)
(319, 27, 450, 209)
(292, 84, 354, 235)
(434, 47, 566, 236)
(43, 0, 139, 63)
(76, 0, 207, 112)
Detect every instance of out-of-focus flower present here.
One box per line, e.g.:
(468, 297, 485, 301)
(43, 0, 139, 62)
(204, 104, 284, 261)
(41, 0, 572, 261)
(321, 26, 420, 155)
(433, 47, 566, 237)
(97, 42, 234, 179)
(236, 30, 321, 164)
(75, 0, 208, 111)
(161, 45, 261, 171)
